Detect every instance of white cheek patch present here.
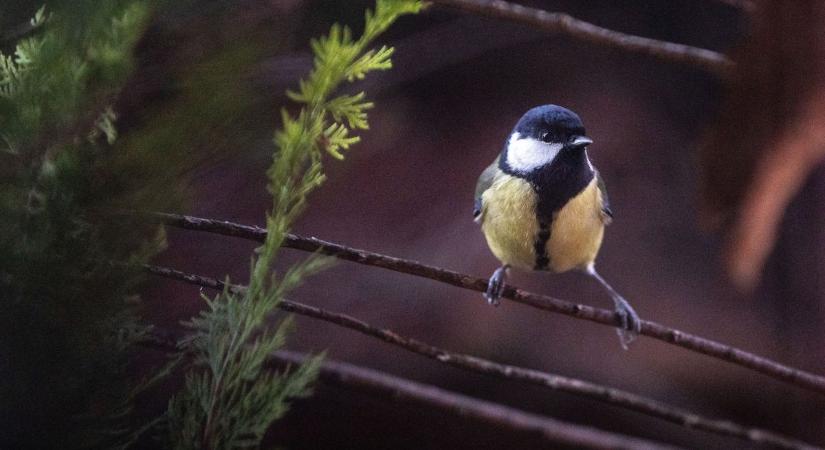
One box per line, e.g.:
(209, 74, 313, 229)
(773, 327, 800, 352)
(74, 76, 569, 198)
(505, 132, 563, 173)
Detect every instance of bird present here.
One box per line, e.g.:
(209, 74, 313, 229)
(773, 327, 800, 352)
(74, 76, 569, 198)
(473, 104, 641, 348)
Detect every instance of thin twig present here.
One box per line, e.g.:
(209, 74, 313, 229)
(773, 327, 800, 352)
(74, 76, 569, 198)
(272, 350, 679, 450)
(142, 332, 673, 448)
(143, 211, 825, 397)
(426, 0, 734, 76)
(144, 264, 820, 450)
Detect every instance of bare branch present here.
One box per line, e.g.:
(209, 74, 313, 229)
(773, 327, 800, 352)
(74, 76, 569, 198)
(143, 211, 825, 396)
(272, 350, 678, 450)
(143, 330, 673, 448)
(426, 0, 734, 76)
(144, 264, 820, 450)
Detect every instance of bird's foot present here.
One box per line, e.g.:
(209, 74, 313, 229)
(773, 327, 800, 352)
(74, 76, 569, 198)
(612, 296, 641, 350)
(484, 265, 509, 306)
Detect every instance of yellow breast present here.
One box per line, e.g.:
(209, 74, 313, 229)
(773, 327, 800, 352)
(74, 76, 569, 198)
(480, 175, 606, 273)
(480, 174, 539, 270)
(546, 178, 605, 273)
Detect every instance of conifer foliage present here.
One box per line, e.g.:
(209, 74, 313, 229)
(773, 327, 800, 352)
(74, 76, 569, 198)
(0, 2, 158, 448)
(1, 0, 422, 448)
(164, 2, 424, 448)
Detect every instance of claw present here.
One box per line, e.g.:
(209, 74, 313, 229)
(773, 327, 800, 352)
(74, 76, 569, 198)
(484, 265, 509, 306)
(613, 296, 641, 350)
(587, 265, 642, 349)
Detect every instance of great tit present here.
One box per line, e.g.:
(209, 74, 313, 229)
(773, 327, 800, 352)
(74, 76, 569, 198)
(474, 104, 641, 348)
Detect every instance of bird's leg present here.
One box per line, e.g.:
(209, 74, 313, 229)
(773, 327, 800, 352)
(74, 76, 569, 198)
(586, 265, 641, 349)
(484, 264, 510, 306)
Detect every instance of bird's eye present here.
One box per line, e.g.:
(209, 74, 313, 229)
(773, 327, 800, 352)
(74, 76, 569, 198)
(541, 132, 553, 142)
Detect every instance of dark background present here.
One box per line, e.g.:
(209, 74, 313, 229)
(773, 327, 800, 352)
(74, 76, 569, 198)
(122, 0, 825, 447)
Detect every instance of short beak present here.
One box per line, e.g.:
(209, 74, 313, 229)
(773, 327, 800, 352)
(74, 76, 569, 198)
(568, 135, 593, 149)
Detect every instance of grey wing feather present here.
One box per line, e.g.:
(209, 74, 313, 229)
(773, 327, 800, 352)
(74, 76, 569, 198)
(596, 171, 613, 224)
(474, 156, 500, 222)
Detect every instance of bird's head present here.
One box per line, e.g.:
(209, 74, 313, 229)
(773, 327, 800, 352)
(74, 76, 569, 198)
(501, 104, 592, 174)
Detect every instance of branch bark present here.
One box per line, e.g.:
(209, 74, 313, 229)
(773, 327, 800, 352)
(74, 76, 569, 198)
(426, 0, 734, 76)
(143, 211, 825, 397)
(271, 350, 678, 450)
(144, 264, 820, 450)
(142, 332, 674, 448)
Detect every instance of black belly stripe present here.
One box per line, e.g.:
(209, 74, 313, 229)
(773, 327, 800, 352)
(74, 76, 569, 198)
(533, 221, 551, 270)
(500, 144, 596, 271)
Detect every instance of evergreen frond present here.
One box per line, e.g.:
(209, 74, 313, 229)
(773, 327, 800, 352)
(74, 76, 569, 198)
(0, 2, 169, 448)
(164, 2, 423, 449)
(284, 0, 425, 159)
(345, 45, 395, 81)
(326, 92, 373, 130)
(323, 122, 360, 160)
(30, 5, 48, 27)
(0, 35, 41, 99)
(89, 106, 119, 144)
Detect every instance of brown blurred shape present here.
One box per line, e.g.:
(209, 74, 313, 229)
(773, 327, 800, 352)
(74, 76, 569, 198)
(700, 1, 825, 290)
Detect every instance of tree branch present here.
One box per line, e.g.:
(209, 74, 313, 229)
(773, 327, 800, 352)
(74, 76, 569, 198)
(272, 350, 678, 450)
(144, 264, 820, 450)
(143, 333, 673, 448)
(426, 0, 735, 76)
(143, 211, 825, 397)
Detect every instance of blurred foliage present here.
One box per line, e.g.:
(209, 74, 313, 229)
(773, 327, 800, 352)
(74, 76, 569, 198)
(163, 1, 424, 448)
(0, 2, 163, 448)
(0, 0, 261, 447)
(110, 44, 260, 210)
(0, 0, 422, 447)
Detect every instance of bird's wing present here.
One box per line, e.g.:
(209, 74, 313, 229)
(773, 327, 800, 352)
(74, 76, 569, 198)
(596, 170, 614, 225)
(474, 156, 500, 222)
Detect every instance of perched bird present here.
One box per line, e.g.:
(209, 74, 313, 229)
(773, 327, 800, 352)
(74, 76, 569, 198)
(474, 104, 641, 348)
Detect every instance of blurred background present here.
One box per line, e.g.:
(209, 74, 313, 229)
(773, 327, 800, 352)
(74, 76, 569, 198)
(9, 0, 822, 447)
(144, 0, 824, 447)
